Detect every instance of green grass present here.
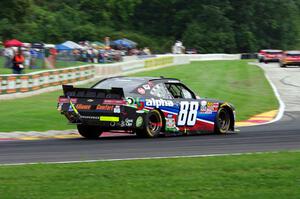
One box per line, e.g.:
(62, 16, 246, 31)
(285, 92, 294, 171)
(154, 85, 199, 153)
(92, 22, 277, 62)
(0, 152, 299, 199)
(0, 56, 87, 74)
(0, 60, 278, 132)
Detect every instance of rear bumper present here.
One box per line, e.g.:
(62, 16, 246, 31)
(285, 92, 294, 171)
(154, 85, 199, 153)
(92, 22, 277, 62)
(282, 61, 300, 66)
(264, 58, 280, 62)
(61, 110, 145, 130)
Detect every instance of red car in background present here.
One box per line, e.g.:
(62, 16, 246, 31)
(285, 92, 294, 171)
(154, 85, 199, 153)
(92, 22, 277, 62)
(258, 49, 283, 63)
(279, 51, 300, 67)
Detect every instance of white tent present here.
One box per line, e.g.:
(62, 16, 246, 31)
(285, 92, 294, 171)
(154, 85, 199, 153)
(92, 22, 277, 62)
(62, 41, 83, 49)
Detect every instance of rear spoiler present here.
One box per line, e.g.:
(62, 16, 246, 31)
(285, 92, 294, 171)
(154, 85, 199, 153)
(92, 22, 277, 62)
(62, 85, 124, 99)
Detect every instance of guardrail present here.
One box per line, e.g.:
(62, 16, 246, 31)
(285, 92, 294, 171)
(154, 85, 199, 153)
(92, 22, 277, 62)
(0, 54, 240, 99)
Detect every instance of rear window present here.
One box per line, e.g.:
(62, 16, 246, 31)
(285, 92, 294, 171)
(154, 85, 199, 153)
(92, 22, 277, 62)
(266, 51, 282, 54)
(287, 53, 300, 56)
(93, 78, 143, 94)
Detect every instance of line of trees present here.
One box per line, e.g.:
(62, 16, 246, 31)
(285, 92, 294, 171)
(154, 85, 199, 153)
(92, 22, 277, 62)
(0, 0, 300, 53)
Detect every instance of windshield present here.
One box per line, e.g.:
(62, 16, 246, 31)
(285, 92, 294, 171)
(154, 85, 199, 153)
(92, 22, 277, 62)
(287, 53, 300, 56)
(266, 51, 282, 54)
(93, 78, 143, 94)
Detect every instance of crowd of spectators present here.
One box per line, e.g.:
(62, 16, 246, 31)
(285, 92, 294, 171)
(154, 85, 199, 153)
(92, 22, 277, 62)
(1, 39, 152, 74)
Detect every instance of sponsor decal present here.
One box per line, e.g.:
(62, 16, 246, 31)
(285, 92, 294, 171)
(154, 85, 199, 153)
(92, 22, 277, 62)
(68, 105, 73, 112)
(166, 118, 176, 128)
(200, 101, 207, 112)
(114, 105, 121, 113)
(80, 116, 100, 120)
(137, 87, 146, 95)
(120, 121, 126, 127)
(103, 99, 126, 105)
(99, 116, 119, 122)
(120, 118, 134, 127)
(148, 81, 154, 87)
(126, 97, 135, 105)
(142, 84, 151, 90)
(167, 114, 173, 118)
(135, 116, 143, 127)
(128, 97, 145, 110)
(125, 118, 133, 127)
(207, 102, 219, 112)
(165, 118, 178, 132)
(87, 99, 94, 102)
(145, 98, 174, 108)
(75, 104, 92, 110)
(136, 110, 146, 113)
(96, 105, 114, 111)
(58, 97, 77, 103)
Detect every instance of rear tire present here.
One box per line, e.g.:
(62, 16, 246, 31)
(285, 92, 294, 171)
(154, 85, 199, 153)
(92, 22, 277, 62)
(214, 108, 231, 134)
(280, 63, 286, 67)
(77, 124, 103, 139)
(136, 109, 163, 138)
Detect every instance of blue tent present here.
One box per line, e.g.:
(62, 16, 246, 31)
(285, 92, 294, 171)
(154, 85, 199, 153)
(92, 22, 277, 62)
(55, 44, 72, 51)
(112, 38, 137, 48)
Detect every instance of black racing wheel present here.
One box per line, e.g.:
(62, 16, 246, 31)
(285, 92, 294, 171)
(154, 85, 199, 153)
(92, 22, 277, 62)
(136, 109, 163, 138)
(214, 108, 231, 134)
(77, 124, 103, 139)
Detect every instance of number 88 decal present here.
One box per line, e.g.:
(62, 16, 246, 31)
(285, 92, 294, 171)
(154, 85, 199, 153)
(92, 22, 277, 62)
(177, 101, 199, 126)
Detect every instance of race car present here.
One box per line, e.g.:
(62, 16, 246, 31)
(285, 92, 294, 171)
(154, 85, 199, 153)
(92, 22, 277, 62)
(279, 50, 300, 67)
(57, 76, 235, 138)
(258, 49, 283, 63)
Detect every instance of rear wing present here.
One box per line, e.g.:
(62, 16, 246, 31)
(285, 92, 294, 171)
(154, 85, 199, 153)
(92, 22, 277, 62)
(62, 85, 124, 99)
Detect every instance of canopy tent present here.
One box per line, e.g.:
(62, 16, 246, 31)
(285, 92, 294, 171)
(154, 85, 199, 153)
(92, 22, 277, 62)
(55, 44, 72, 51)
(62, 41, 83, 49)
(31, 43, 45, 49)
(111, 38, 137, 48)
(4, 39, 23, 47)
(92, 41, 105, 47)
(122, 38, 137, 46)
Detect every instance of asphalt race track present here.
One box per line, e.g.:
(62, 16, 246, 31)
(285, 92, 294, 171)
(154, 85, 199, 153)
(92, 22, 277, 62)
(0, 62, 299, 165)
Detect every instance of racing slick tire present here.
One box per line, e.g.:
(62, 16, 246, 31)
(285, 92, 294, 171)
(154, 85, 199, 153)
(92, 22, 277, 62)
(135, 109, 163, 138)
(77, 124, 103, 139)
(214, 107, 231, 134)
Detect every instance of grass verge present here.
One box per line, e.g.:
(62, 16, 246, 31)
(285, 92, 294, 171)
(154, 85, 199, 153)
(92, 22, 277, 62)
(0, 60, 278, 132)
(0, 151, 299, 199)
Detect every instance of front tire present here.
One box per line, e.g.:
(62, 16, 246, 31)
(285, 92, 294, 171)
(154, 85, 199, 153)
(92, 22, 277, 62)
(77, 124, 103, 139)
(136, 109, 163, 138)
(214, 108, 231, 134)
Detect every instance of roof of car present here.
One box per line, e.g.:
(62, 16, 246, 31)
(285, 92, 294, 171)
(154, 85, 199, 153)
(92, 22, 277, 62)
(285, 50, 300, 54)
(100, 76, 180, 82)
(261, 49, 283, 52)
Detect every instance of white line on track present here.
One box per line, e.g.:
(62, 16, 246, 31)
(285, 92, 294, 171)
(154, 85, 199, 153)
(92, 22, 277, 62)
(248, 62, 286, 126)
(1, 151, 296, 166)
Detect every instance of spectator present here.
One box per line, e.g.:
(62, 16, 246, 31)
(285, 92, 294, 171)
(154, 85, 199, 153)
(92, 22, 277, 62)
(48, 47, 58, 68)
(12, 48, 25, 74)
(3, 47, 14, 68)
(23, 47, 31, 68)
(29, 48, 38, 69)
(143, 47, 151, 55)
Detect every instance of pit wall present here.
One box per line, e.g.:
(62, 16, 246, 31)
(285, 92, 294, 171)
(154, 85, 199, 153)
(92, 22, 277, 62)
(0, 54, 240, 99)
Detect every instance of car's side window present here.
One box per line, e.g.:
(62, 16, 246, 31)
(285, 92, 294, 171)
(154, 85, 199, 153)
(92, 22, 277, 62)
(182, 88, 193, 99)
(165, 83, 195, 99)
(150, 83, 172, 99)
